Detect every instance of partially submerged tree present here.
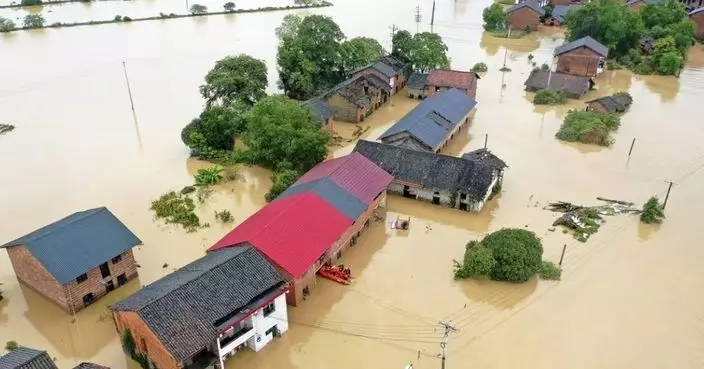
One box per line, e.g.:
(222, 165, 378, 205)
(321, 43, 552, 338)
(23, 14, 45, 29)
(223, 1, 236, 11)
(5, 340, 19, 352)
(189, 4, 208, 15)
(471, 62, 488, 73)
(340, 37, 385, 75)
(265, 168, 300, 202)
(482, 3, 506, 31)
(540, 261, 562, 281)
(640, 196, 665, 224)
(200, 54, 268, 107)
(409, 32, 450, 73)
(181, 101, 248, 155)
(0, 17, 16, 33)
(454, 242, 495, 279)
(556, 110, 621, 146)
(533, 89, 567, 105)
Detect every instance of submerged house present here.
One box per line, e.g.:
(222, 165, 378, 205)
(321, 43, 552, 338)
(0, 347, 58, 369)
(461, 148, 508, 192)
(585, 93, 633, 113)
(555, 36, 609, 77)
(407, 69, 480, 100)
(505, 0, 545, 31)
(351, 56, 406, 94)
(111, 246, 289, 369)
(544, 4, 582, 26)
(300, 97, 335, 131)
(524, 69, 594, 98)
(322, 74, 391, 123)
(208, 153, 393, 306)
(690, 7, 704, 37)
(1, 207, 141, 313)
(379, 88, 477, 153)
(406, 72, 429, 99)
(353, 140, 505, 212)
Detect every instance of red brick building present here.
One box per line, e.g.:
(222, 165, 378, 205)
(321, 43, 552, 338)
(555, 36, 609, 77)
(351, 56, 407, 94)
(505, 0, 545, 31)
(690, 8, 704, 38)
(424, 69, 480, 100)
(2, 207, 141, 313)
(208, 153, 394, 306)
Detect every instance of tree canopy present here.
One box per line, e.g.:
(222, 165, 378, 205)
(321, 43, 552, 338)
(190, 4, 208, 14)
(0, 17, 15, 33)
(276, 15, 345, 100)
(200, 54, 268, 107)
(340, 37, 386, 75)
(391, 30, 450, 75)
(181, 101, 248, 154)
(223, 2, 236, 11)
(23, 14, 45, 29)
(641, 196, 665, 224)
(482, 3, 506, 31)
(556, 110, 621, 146)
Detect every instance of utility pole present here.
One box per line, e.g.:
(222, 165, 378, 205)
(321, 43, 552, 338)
(663, 180, 675, 209)
(390, 24, 399, 44)
(484, 133, 488, 149)
(558, 244, 567, 267)
(430, 0, 436, 33)
(501, 27, 511, 71)
(185, 0, 189, 12)
(122, 61, 144, 149)
(439, 321, 458, 369)
(628, 137, 636, 158)
(415, 6, 422, 34)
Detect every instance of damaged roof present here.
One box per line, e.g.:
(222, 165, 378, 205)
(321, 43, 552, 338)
(353, 140, 497, 200)
(352, 56, 405, 78)
(506, 0, 545, 15)
(554, 36, 609, 57)
(327, 74, 390, 108)
(524, 70, 593, 97)
(0, 347, 57, 369)
(586, 93, 633, 113)
(462, 148, 508, 171)
(301, 97, 335, 124)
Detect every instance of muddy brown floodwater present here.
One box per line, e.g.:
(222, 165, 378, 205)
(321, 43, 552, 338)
(2, 0, 704, 368)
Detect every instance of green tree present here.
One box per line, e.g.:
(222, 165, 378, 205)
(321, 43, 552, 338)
(200, 54, 268, 107)
(181, 101, 247, 153)
(482, 228, 543, 283)
(121, 329, 136, 356)
(21, 0, 42, 5)
(190, 4, 208, 14)
(539, 261, 562, 280)
(556, 110, 621, 146)
(340, 37, 385, 75)
(407, 32, 451, 73)
(665, 19, 695, 53)
(265, 169, 300, 202)
(276, 15, 345, 100)
(471, 62, 488, 72)
(657, 51, 682, 75)
(243, 95, 330, 172)
(454, 243, 495, 279)
(0, 17, 16, 32)
(482, 3, 506, 31)
(275, 14, 302, 40)
(391, 30, 414, 76)
(23, 14, 45, 29)
(5, 341, 19, 351)
(651, 36, 678, 65)
(565, 0, 644, 58)
(223, 1, 236, 11)
(641, 196, 665, 224)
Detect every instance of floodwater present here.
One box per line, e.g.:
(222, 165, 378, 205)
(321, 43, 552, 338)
(2, 0, 704, 368)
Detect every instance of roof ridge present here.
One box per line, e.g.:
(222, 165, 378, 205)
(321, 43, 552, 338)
(244, 193, 313, 249)
(5, 207, 106, 247)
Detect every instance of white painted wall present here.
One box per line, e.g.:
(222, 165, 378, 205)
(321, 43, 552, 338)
(389, 77, 395, 89)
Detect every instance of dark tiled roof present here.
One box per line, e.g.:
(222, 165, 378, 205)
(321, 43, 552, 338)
(551, 4, 582, 23)
(278, 178, 368, 221)
(72, 363, 110, 369)
(301, 98, 335, 123)
(353, 140, 496, 200)
(1, 207, 141, 285)
(586, 94, 633, 113)
(380, 55, 405, 73)
(462, 148, 508, 171)
(352, 56, 405, 78)
(689, 7, 704, 15)
(554, 36, 609, 57)
(111, 246, 284, 364)
(426, 69, 480, 90)
(627, 0, 664, 6)
(524, 70, 593, 97)
(506, 0, 545, 15)
(327, 74, 389, 108)
(379, 89, 477, 151)
(640, 36, 656, 52)
(0, 347, 57, 369)
(407, 72, 429, 88)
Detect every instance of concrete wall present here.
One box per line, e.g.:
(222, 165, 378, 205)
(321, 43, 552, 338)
(556, 47, 602, 77)
(6, 245, 69, 310)
(408, 86, 426, 99)
(388, 175, 496, 213)
(246, 293, 289, 352)
(507, 7, 541, 32)
(113, 310, 181, 369)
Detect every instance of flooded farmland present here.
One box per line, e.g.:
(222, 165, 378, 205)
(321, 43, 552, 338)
(2, 0, 704, 368)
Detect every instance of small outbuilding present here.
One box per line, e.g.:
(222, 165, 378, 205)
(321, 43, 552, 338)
(544, 4, 582, 26)
(585, 93, 633, 114)
(0, 347, 58, 369)
(554, 36, 609, 77)
(301, 97, 335, 131)
(351, 55, 406, 94)
(524, 69, 594, 98)
(505, 0, 545, 32)
(407, 72, 429, 99)
(640, 36, 656, 54)
(690, 7, 704, 38)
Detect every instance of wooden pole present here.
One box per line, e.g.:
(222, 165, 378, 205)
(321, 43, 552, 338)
(558, 244, 567, 267)
(430, 0, 436, 33)
(484, 133, 488, 149)
(663, 181, 674, 209)
(628, 137, 636, 157)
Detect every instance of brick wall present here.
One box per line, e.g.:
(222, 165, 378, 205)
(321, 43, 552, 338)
(692, 13, 704, 38)
(64, 249, 138, 313)
(507, 7, 541, 32)
(556, 47, 601, 77)
(113, 310, 181, 369)
(586, 101, 608, 114)
(425, 84, 476, 100)
(6, 245, 69, 310)
(395, 73, 406, 93)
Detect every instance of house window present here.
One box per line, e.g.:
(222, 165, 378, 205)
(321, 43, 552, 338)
(82, 293, 94, 307)
(111, 254, 122, 264)
(76, 273, 88, 284)
(336, 251, 342, 259)
(460, 193, 467, 200)
(117, 273, 128, 286)
(263, 302, 275, 317)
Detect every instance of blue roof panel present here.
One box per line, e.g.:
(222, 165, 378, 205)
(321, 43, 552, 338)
(279, 178, 367, 221)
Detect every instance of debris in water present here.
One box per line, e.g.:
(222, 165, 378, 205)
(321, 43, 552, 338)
(545, 198, 641, 242)
(162, 262, 169, 268)
(0, 124, 15, 135)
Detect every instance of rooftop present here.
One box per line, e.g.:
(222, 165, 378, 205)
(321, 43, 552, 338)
(351, 55, 405, 78)
(379, 89, 477, 151)
(586, 93, 633, 113)
(426, 69, 480, 90)
(554, 36, 609, 57)
(353, 140, 498, 200)
(551, 4, 582, 23)
(327, 74, 390, 107)
(111, 246, 284, 364)
(407, 72, 429, 88)
(1, 207, 142, 285)
(301, 97, 335, 123)
(688, 6, 704, 15)
(0, 347, 57, 369)
(524, 70, 593, 96)
(506, 0, 546, 15)
(72, 363, 110, 369)
(462, 148, 508, 171)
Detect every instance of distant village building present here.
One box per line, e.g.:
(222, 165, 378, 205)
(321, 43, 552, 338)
(549, 0, 587, 5)
(690, 7, 704, 37)
(407, 69, 480, 100)
(208, 153, 393, 306)
(350, 56, 407, 94)
(505, 0, 545, 31)
(0, 347, 58, 369)
(555, 36, 608, 77)
(640, 36, 656, 54)
(300, 97, 335, 131)
(524, 69, 594, 98)
(585, 93, 633, 113)
(111, 246, 288, 369)
(544, 4, 582, 26)
(406, 72, 429, 99)
(353, 140, 506, 212)
(1, 207, 141, 313)
(379, 89, 477, 153)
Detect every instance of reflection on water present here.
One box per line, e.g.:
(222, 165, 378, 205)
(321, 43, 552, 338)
(459, 276, 539, 310)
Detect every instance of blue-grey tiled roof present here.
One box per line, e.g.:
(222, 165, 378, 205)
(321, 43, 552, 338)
(407, 72, 429, 88)
(111, 246, 284, 364)
(0, 347, 57, 369)
(278, 178, 367, 221)
(379, 89, 477, 151)
(627, 0, 664, 6)
(506, 0, 545, 15)
(555, 36, 609, 57)
(551, 4, 582, 23)
(689, 7, 704, 15)
(301, 97, 335, 123)
(2, 207, 142, 285)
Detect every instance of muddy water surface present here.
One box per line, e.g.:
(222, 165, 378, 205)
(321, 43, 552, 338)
(2, 0, 704, 368)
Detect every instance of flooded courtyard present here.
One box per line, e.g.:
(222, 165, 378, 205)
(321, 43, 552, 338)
(2, 0, 704, 368)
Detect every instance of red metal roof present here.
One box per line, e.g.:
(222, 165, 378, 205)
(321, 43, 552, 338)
(208, 192, 351, 279)
(426, 69, 477, 90)
(294, 152, 394, 204)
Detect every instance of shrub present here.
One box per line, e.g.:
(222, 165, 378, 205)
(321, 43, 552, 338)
(123, 16, 132, 22)
(454, 243, 495, 279)
(150, 192, 201, 232)
(224, 1, 236, 11)
(539, 261, 562, 280)
(21, 0, 42, 5)
(194, 167, 223, 186)
(5, 341, 19, 351)
(540, 62, 550, 71)
(533, 89, 567, 105)
(482, 3, 506, 31)
(265, 169, 300, 202)
(114, 15, 123, 21)
(180, 186, 196, 195)
(0, 17, 16, 32)
(556, 110, 621, 146)
(471, 62, 488, 73)
(640, 196, 665, 224)
(190, 4, 208, 14)
(23, 14, 45, 29)
(120, 329, 136, 356)
(656, 52, 682, 76)
(215, 210, 234, 223)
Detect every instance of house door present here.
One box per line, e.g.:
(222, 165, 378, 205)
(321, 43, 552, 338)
(402, 185, 416, 199)
(99, 262, 111, 278)
(459, 202, 468, 211)
(432, 192, 441, 205)
(117, 273, 128, 286)
(105, 280, 115, 293)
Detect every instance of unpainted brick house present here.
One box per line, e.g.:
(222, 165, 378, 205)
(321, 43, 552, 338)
(690, 8, 704, 38)
(2, 207, 141, 313)
(555, 36, 609, 77)
(407, 69, 480, 100)
(505, 0, 545, 32)
(111, 247, 289, 369)
(0, 347, 58, 369)
(323, 74, 391, 123)
(351, 55, 407, 94)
